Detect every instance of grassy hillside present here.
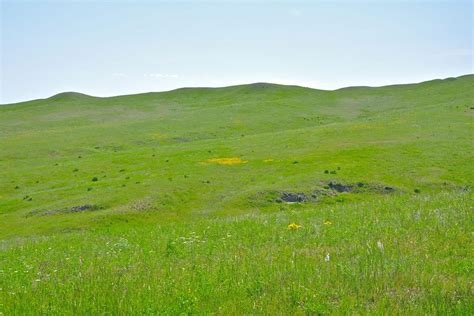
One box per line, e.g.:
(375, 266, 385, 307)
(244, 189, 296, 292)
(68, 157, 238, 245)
(0, 75, 473, 314)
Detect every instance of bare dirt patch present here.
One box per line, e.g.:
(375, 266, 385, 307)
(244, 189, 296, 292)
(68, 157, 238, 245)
(280, 192, 307, 203)
(252, 181, 398, 206)
(26, 204, 101, 217)
(325, 181, 397, 194)
(328, 182, 353, 192)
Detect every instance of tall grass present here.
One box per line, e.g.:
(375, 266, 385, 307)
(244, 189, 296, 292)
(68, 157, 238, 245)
(1, 192, 472, 314)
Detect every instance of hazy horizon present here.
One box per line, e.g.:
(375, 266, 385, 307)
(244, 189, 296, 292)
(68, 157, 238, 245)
(2, 73, 473, 105)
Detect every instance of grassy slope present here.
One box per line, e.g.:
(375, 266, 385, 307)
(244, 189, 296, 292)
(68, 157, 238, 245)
(0, 75, 473, 314)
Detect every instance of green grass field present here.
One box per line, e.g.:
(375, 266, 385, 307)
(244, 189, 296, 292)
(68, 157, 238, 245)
(1, 75, 473, 314)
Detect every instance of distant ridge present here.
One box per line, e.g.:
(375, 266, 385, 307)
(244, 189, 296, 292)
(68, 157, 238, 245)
(48, 92, 96, 101)
(2, 74, 472, 105)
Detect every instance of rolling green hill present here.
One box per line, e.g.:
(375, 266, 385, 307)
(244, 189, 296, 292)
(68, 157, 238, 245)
(0, 75, 473, 314)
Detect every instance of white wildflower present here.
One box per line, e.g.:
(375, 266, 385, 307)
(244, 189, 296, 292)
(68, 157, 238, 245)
(377, 240, 384, 251)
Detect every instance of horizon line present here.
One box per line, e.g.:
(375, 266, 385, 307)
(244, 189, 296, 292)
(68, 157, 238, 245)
(2, 73, 472, 106)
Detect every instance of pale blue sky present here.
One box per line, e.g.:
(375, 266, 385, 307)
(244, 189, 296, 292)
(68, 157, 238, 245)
(1, 0, 472, 104)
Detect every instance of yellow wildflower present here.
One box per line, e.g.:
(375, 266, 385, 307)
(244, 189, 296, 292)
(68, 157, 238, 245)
(288, 223, 302, 230)
(324, 220, 332, 225)
(204, 157, 248, 165)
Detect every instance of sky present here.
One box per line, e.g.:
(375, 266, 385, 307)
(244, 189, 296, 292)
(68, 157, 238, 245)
(0, 0, 472, 104)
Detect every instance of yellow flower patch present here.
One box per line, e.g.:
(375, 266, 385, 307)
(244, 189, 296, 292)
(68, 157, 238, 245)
(288, 223, 302, 230)
(150, 132, 169, 140)
(205, 157, 248, 165)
